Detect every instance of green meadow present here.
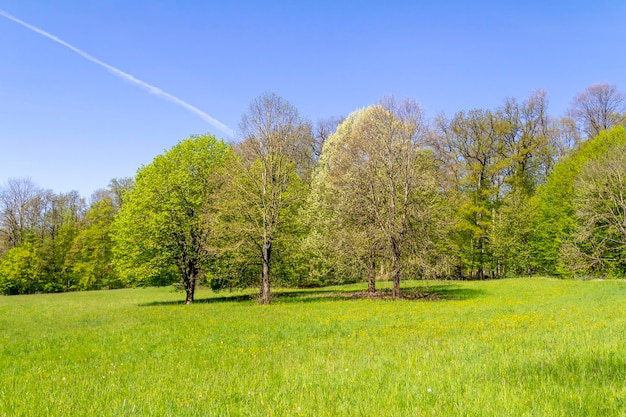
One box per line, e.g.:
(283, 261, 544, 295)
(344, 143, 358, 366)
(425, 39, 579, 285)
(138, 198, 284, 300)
(1, 278, 626, 416)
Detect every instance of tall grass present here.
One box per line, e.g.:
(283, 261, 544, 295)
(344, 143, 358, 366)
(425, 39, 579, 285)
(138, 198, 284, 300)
(1, 278, 625, 416)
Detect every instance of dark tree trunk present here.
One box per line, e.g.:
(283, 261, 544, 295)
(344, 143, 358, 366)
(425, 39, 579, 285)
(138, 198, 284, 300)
(260, 242, 272, 305)
(184, 269, 196, 305)
(185, 280, 196, 304)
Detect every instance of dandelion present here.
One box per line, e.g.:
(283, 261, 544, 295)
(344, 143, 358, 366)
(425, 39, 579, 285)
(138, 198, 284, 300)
(427, 388, 432, 393)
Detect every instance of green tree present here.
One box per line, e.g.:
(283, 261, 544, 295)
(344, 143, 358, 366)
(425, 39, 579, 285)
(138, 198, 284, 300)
(432, 91, 560, 278)
(532, 126, 626, 275)
(490, 91, 555, 276)
(434, 108, 508, 278)
(112, 135, 231, 304)
(66, 193, 118, 290)
(66, 179, 132, 290)
(37, 190, 86, 291)
(0, 179, 86, 293)
(0, 242, 43, 294)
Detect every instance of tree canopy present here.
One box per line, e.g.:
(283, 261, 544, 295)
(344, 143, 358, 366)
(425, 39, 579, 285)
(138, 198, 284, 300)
(111, 134, 231, 304)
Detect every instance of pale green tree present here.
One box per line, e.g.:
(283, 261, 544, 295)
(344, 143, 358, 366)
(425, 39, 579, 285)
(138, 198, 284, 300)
(314, 97, 443, 297)
(66, 192, 119, 290)
(66, 179, 132, 290)
(569, 141, 626, 275)
(308, 110, 386, 291)
(38, 190, 85, 291)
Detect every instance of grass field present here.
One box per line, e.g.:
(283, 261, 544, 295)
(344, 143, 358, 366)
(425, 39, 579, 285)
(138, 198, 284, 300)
(1, 278, 626, 416)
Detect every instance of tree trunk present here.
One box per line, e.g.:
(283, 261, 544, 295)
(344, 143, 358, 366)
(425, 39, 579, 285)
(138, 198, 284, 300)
(392, 267, 401, 298)
(185, 273, 195, 305)
(260, 242, 271, 305)
(391, 242, 401, 298)
(367, 258, 376, 293)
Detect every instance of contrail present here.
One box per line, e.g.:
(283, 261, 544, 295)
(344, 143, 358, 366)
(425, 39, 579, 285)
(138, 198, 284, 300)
(0, 8, 234, 137)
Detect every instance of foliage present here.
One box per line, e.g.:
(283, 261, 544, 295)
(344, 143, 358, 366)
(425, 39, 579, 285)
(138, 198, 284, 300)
(0, 242, 43, 294)
(312, 98, 448, 296)
(532, 126, 626, 276)
(66, 196, 120, 290)
(490, 190, 536, 276)
(212, 155, 309, 291)
(0, 180, 86, 294)
(217, 93, 314, 304)
(111, 134, 231, 303)
(433, 91, 562, 278)
(569, 143, 626, 276)
(4, 86, 626, 295)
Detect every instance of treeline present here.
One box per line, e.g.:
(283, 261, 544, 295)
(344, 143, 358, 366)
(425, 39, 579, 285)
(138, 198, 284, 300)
(1, 84, 625, 302)
(0, 178, 132, 294)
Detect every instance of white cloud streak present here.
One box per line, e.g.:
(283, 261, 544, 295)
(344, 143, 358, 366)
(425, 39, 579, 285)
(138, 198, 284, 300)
(0, 8, 234, 137)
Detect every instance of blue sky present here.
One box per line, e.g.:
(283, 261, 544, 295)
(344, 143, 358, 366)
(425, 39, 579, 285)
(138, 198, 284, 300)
(1, 1, 625, 199)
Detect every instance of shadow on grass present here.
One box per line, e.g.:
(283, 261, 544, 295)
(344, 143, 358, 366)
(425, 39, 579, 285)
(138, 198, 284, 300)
(419, 285, 485, 301)
(139, 283, 484, 307)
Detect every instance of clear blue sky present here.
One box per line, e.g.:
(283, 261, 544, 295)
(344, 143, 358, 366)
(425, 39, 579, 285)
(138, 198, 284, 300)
(1, 1, 624, 199)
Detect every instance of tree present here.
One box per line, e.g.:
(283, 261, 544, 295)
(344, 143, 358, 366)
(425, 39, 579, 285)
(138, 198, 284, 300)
(106, 177, 134, 209)
(312, 116, 344, 159)
(0, 179, 86, 293)
(111, 135, 231, 304)
(314, 97, 443, 297)
(0, 178, 45, 252)
(491, 91, 555, 276)
(65, 180, 131, 290)
(38, 190, 86, 291)
(434, 108, 508, 278)
(220, 93, 313, 304)
(532, 126, 626, 275)
(500, 90, 554, 193)
(308, 110, 386, 292)
(569, 142, 626, 275)
(0, 242, 43, 295)
(568, 83, 626, 139)
(67, 196, 117, 289)
(431, 91, 561, 278)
